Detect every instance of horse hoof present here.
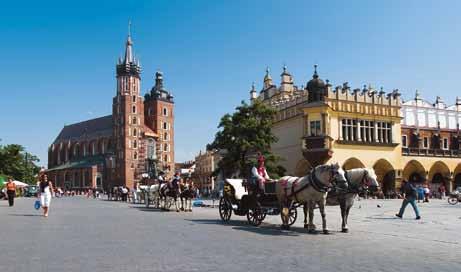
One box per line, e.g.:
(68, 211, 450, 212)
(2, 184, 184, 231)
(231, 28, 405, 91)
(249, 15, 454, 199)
(176, 210, 180, 212)
(341, 228, 349, 233)
(308, 229, 316, 234)
(304, 224, 309, 229)
(323, 230, 330, 235)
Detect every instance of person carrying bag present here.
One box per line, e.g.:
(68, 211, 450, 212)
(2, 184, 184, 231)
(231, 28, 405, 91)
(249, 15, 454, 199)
(6, 178, 16, 207)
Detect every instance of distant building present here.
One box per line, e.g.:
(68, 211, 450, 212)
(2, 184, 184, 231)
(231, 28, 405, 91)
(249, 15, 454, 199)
(47, 27, 175, 191)
(175, 161, 196, 177)
(193, 150, 221, 194)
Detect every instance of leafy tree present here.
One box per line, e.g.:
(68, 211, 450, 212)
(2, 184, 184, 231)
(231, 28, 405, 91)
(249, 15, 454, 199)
(208, 100, 285, 179)
(0, 143, 41, 184)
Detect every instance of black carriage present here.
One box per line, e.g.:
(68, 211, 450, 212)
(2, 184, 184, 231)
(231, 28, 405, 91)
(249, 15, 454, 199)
(218, 179, 298, 226)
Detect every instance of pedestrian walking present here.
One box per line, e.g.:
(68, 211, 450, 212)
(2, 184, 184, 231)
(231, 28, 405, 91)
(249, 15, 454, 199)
(417, 185, 424, 203)
(38, 173, 54, 217)
(132, 183, 139, 204)
(438, 184, 446, 199)
(6, 178, 16, 207)
(423, 184, 430, 202)
(396, 180, 421, 220)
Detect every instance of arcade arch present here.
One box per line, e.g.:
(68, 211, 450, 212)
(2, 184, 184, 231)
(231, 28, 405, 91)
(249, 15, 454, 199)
(373, 159, 395, 196)
(294, 159, 313, 176)
(402, 160, 426, 184)
(428, 161, 451, 193)
(342, 157, 365, 170)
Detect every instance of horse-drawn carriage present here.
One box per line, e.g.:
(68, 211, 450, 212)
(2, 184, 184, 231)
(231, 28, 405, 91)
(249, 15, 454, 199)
(219, 178, 299, 227)
(218, 164, 378, 233)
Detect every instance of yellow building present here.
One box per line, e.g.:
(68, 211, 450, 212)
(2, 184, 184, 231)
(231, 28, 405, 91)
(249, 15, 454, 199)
(193, 150, 222, 194)
(251, 65, 461, 196)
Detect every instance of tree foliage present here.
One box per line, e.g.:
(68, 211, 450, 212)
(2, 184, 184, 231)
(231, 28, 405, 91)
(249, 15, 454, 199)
(0, 143, 41, 184)
(208, 100, 285, 179)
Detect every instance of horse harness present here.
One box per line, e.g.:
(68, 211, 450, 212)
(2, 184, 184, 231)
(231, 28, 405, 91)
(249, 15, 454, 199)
(284, 168, 334, 202)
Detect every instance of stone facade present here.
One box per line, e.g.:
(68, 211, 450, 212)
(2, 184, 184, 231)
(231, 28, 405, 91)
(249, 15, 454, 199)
(47, 29, 175, 191)
(250, 65, 461, 196)
(193, 150, 221, 194)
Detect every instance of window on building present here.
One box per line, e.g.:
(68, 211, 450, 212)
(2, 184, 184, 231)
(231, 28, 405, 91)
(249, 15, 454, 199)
(310, 120, 321, 136)
(164, 132, 168, 141)
(164, 154, 168, 162)
(132, 95, 136, 102)
(134, 152, 138, 160)
(164, 143, 169, 152)
(402, 135, 407, 147)
(132, 105, 136, 113)
(163, 107, 168, 116)
(423, 137, 429, 149)
(133, 129, 137, 137)
(360, 120, 375, 142)
(133, 140, 137, 149)
(163, 122, 168, 130)
(132, 117, 137, 125)
(377, 122, 392, 143)
(443, 138, 449, 150)
(342, 119, 357, 141)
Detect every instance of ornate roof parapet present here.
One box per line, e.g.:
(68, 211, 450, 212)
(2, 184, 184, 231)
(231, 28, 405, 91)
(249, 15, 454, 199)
(434, 96, 445, 109)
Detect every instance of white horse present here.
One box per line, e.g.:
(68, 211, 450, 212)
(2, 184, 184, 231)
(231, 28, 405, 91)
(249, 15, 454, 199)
(144, 184, 160, 208)
(276, 163, 348, 233)
(326, 168, 380, 233)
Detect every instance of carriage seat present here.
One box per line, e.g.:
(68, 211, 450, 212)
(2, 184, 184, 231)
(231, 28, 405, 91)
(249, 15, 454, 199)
(264, 181, 276, 194)
(225, 179, 248, 200)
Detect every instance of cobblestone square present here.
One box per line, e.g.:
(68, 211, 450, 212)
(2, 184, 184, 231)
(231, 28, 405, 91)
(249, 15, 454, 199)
(1, 197, 460, 272)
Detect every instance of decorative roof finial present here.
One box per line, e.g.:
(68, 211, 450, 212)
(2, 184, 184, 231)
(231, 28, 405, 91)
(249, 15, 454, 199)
(415, 89, 420, 100)
(313, 64, 318, 78)
(266, 66, 270, 75)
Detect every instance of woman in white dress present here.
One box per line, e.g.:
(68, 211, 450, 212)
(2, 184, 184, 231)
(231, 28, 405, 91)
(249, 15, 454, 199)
(38, 173, 53, 217)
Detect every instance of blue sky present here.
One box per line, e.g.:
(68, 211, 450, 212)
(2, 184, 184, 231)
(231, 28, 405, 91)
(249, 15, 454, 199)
(1, 0, 461, 166)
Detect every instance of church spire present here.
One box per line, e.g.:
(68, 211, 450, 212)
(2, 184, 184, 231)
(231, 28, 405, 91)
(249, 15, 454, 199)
(124, 20, 133, 64)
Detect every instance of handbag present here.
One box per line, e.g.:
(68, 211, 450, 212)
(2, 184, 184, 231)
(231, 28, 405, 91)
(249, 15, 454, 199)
(34, 200, 41, 210)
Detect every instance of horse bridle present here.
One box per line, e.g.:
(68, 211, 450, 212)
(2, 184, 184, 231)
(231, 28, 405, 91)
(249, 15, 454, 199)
(347, 170, 370, 193)
(310, 165, 340, 193)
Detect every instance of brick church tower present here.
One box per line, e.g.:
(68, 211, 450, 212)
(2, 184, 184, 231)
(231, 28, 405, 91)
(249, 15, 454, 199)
(144, 71, 175, 177)
(112, 26, 145, 189)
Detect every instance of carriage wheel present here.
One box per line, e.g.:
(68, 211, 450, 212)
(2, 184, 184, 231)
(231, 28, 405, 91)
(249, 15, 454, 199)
(448, 197, 459, 205)
(247, 203, 264, 226)
(219, 197, 232, 222)
(287, 206, 298, 226)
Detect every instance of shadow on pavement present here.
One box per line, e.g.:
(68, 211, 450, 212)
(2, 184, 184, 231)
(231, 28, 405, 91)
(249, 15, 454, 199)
(8, 214, 42, 217)
(185, 218, 313, 237)
(130, 206, 172, 213)
(366, 216, 401, 220)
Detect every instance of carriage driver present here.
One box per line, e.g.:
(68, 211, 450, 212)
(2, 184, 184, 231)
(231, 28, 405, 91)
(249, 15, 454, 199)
(251, 153, 270, 192)
(170, 171, 181, 191)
